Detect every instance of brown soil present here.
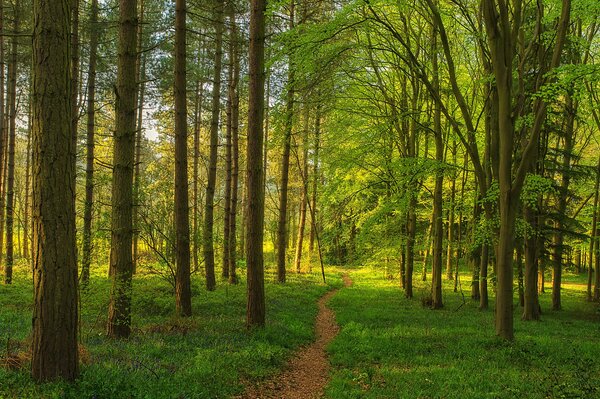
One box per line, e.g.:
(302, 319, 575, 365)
(237, 274, 353, 399)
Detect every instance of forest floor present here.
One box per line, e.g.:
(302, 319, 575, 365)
(238, 274, 353, 399)
(1, 262, 600, 399)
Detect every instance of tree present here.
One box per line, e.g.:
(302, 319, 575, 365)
(276, 0, 295, 283)
(107, 0, 138, 339)
(4, 0, 19, 284)
(31, 0, 79, 381)
(204, 0, 225, 291)
(246, 0, 266, 328)
(174, 0, 192, 317)
(81, 0, 100, 285)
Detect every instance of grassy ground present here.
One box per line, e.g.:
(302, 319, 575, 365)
(0, 261, 342, 399)
(2, 259, 599, 399)
(326, 266, 600, 399)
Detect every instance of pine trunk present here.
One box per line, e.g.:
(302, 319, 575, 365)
(204, 0, 224, 291)
(31, 0, 79, 380)
(246, 0, 266, 327)
(107, 0, 137, 339)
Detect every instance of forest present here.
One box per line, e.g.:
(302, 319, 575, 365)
(1, 0, 600, 397)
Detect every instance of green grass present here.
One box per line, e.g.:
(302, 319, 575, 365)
(0, 261, 342, 399)
(3, 259, 599, 399)
(325, 266, 600, 399)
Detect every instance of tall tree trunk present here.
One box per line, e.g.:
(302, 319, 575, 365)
(308, 106, 320, 257)
(192, 46, 204, 274)
(0, 0, 5, 276)
(132, 0, 146, 275)
(276, 0, 295, 283)
(174, 0, 192, 317)
(4, 1, 18, 284)
(23, 102, 31, 260)
(552, 95, 576, 309)
(445, 141, 457, 280)
(81, 0, 99, 285)
(223, 2, 237, 279)
(204, 0, 224, 291)
(228, 9, 240, 284)
(31, 0, 79, 381)
(107, 0, 137, 339)
(431, 32, 443, 309)
(71, 0, 80, 159)
(293, 105, 310, 273)
(246, 0, 266, 328)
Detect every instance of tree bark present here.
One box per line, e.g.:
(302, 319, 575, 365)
(228, 8, 240, 284)
(276, 0, 295, 283)
(293, 105, 310, 273)
(246, 0, 266, 328)
(132, 0, 146, 275)
(4, 0, 18, 284)
(81, 0, 99, 285)
(204, 0, 224, 291)
(107, 0, 137, 339)
(31, 0, 79, 380)
(174, 0, 192, 317)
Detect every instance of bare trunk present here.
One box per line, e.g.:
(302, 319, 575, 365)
(174, 0, 192, 317)
(204, 0, 224, 291)
(4, 3, 18, 284)
(107, 0, 137, 339)
(81, 0, 99, 284)
(31, 0, 79, 380)
(246, 0, 266, 327)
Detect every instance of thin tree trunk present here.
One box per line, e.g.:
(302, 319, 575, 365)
(431, 31, 443, 309)
(293, 105, 310, 273)
(308, 106, 320, 257)
(588, 155, 600, 301)
(4, 1, 17, 284)
(132, 0, 146, 275)
(228, 8, 240, 284)
(246, 0, 266, 328)
(23, 101, 31, 260)
(276, 0, 295, 283)
(31, 0, 79, 380)
(445, 141, 457, 280)
(107, 0, 138, 339)
(204, 0, 224, 291)
(81, 0, 99, 285)
(223, 2, 237, 279)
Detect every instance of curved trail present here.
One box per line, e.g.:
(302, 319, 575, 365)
(238, 274, 353, 399)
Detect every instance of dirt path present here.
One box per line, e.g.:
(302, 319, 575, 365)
(237, 274, 353, 399)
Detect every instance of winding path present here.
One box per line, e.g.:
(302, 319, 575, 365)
(238, 274, 353, 399)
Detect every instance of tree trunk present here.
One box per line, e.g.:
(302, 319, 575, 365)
(445, 142, 457, 280)
(174, 0, 192, 317)
(132, 0, 146, 275)
(204, 0, 224, 291)
(31, 0, 79, 380)
(522, 205, 540, 320)
(588, 155, 600, 301)
(223, 2, 237, 279)
(4, 1, 18, 284)
(81, 0, 99, 285)
(246, 0, 266, 328)
(228, 8, 240, 284)
(276, 0, 295, 283)
(431, 32, 443, 309)
(107, 0, 137, 339)
(293, 105, 310, 273)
